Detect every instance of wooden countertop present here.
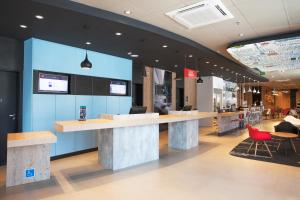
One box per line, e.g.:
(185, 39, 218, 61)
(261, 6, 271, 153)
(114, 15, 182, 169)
(7, 131, 57, 148)
(55, 112, 217, 132)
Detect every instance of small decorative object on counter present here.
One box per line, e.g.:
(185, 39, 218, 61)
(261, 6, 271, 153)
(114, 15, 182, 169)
(79, 106, 86, 121)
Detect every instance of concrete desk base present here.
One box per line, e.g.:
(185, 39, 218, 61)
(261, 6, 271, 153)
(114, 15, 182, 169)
(98, 114, 159, 170)
(6, 131, 57, 187)
(168, 111, 199, 150)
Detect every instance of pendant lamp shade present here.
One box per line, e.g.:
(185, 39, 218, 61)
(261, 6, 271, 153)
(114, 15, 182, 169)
(247, 86, 252, 93)
(253, 88, 257, 93)
(81, 52, 92, 69)
(243, 86, 246, 94)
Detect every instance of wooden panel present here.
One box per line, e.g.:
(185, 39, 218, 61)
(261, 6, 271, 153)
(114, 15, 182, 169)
(143, 66, 153, 112)
(172, 72, 176, 110)
(184, 77, 197, 109)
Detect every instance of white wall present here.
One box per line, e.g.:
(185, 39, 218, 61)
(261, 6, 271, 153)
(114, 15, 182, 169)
(197, 76, 214, 126)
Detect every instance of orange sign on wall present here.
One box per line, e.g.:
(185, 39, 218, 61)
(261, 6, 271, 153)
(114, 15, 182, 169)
(184, 68, 198, 78)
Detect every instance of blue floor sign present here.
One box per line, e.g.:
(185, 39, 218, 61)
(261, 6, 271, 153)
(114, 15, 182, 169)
(25, 168, 35, 178)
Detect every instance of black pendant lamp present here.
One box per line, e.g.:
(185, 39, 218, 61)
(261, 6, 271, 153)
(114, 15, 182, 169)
(81, 51, 92, 69)
(81, 25, 92, 69)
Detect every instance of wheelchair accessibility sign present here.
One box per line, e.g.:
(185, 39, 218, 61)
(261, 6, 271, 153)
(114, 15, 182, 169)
(25, 168, 35, 178)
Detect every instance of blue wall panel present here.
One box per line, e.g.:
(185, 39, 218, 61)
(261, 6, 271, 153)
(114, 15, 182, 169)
(32, 94, 56, 156)
(119, 97, 132, 114)
(31, 39, 132, 80)
(92, 96, 107, 118)
(22, 39, 33, 131)
(106, 96, 120, 114)
(75, 96, 97, 151)
(55, 95, 76, 155)
(23, 38, 132, 157)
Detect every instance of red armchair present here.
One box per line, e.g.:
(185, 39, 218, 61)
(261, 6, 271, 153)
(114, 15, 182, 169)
(246, 124, 272, 157)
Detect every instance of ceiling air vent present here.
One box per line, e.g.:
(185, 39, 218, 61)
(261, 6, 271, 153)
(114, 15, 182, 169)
(166, 0, 234, 29)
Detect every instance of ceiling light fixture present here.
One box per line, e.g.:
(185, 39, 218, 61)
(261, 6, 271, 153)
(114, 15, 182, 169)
(81, 25, 92, 69)
(127, 52, 132, 55)
(213, 64, 217, 67)
(115, 32, 122, 36)
(35, 15, 44, 19)
(124, 10, 132, 15)
(188, 54, 193, 58)
(174, 64, 178, 68)
(220, 66, 224, 69)
(162, 45, 168, 48)
(130, 54, 139, 58)
(85, 41, 91, 45)
(20, 24, 27, 29)
(155, 59, 159, 63)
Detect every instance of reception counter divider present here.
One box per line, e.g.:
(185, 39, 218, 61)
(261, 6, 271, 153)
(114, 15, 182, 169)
(55, 112, 217, 170)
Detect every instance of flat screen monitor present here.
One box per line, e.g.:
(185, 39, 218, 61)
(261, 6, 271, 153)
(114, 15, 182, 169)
(110, 80, 127, 95)
(129, 106, 147, 114)
(38, 72, 69, 93)
(182, 105, 192, 111)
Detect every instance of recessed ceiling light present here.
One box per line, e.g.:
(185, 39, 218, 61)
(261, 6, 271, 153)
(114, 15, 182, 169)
(213, 64, 217, 67)
(130, 54, 139, 58)
(127, 52, 132, 55)
(239, 33, 244, 37)
(226, 68, 229, 71)
(188, 54, 193, 58)
(155, 59, 159, 63)
(115, 32, 122, 36)
(174, 64, 178, 68)
(124, 10, 132, 15)
(35, 15, 44, 19)
(220, 66, 224, 69)
(20, 24, 27, 29)
(205, 61, 210, 64)
(231, 71, 234, 73)
(162, 45, 168, 48)
(85, 41, 91, 45)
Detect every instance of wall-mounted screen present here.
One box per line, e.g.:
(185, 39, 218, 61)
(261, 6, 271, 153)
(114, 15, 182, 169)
(110, 80, 127, 95)
(38, 72, 69, 93)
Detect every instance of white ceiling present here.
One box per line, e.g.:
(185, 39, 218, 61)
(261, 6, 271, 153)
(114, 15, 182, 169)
(72, 0, 300, 85)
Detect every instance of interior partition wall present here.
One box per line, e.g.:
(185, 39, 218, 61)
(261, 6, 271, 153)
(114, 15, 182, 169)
(23, 38, 132, 157)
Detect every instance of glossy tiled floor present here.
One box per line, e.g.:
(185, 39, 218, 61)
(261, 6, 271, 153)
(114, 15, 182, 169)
(1, 120, 300, 200)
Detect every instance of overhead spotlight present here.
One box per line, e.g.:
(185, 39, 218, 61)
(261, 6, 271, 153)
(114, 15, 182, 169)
(127, 52, 132, 55)
(35, 15, 44, 19)
(220, 66, 224, 69)
(115, 32, 122, 36)
(85, 41, 91, 45)
(155, 59, 159, 63)
(130, 54, 139, 58)
(213, 64, 218, 67)
(20, 24, 27, 29)
(188, 54, 193, 58)
(174, 64, 178, 68)
(162, 45, 168, 48)
(124, 10, 132, 15)
(206, 61, 210, 64)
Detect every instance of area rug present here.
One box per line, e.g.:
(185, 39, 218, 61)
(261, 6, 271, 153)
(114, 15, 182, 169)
(230, 136, 300, 167)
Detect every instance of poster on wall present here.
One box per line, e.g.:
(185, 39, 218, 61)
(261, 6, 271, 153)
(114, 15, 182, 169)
(153, 68, 172, 114)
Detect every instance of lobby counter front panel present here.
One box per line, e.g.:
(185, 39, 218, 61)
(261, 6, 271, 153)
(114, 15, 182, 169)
(6, 131, 57, 187)
(55, 112, 217, 170)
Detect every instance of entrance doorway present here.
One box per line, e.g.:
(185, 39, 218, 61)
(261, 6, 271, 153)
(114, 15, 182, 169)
(0, 71, 18, 165)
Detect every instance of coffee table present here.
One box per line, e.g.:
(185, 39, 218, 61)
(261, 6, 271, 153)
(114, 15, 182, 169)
(271, 132, 298, 155)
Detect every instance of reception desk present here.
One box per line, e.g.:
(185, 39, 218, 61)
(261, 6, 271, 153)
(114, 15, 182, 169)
(217, 112, 243, 136)
(55, 112, 217, 170)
